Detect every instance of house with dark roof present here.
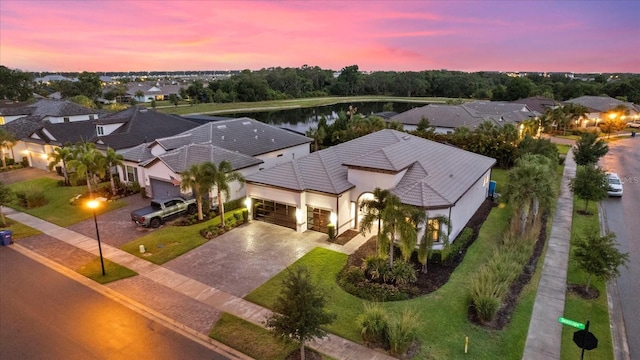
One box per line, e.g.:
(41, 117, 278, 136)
(563, 96, 640, 126)
(512, 96, 560, 114)
(118, 117, 312, 199)
(0, 99, 101, 125)
(7, 106, 200, 170)
(389, 101, 538, 133)
(245, 129, 496, 242)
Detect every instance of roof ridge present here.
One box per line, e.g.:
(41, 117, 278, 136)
(317, 149, 340, 193)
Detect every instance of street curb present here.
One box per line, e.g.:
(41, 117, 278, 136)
(9, 243, 253, 360)
(599, 202, 631, 360)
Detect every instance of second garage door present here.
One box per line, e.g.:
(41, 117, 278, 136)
(150, 178, 182, 199)
(252, 199, 296, 230)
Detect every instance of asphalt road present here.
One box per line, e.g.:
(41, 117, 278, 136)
(600, 137, 640, 360)
(0, 246, 229, 360)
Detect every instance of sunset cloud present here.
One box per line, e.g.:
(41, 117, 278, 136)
(0, 0, 638, 73)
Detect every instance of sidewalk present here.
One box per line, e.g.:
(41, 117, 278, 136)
(522, 150, 576, 359)
(4, 208, 394, 360)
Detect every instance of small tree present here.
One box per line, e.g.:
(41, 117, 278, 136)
(574, 230, 629, 292)
(266, 266, 336, 360)
(169, 93, 179, 107)
(103, 148, 124, 196)
(180, 162, 215, 221)
(0, 128, 16, 169)
(570, 165, 608, 213)
(573, 132, 608, 166)
(0, 181, 14, 226)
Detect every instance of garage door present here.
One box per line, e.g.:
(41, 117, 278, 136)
(252, 199, 296, 230)
(150, 178, 182, 199)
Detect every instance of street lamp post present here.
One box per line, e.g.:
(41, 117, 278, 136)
(87, 199, 105, 276)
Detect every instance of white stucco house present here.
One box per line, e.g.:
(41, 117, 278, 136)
(563, 96, 640, 127)
(118, 117, 312, 201)
(245, 129, 496, 244)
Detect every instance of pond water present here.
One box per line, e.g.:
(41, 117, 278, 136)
(219, 101, 426, 134)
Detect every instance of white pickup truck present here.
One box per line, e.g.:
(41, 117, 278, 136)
(131, 197, 197, 228)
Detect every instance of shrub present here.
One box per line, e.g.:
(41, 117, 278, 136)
(470, 267, 507, 322)
(363, 255, 390, 283)
(233, 212, 242, 222)
(357, 303, 388, 345)
(391, 260, 417, 286)
(473, 294, 501, 323)
(223, 198, 244, 212)
(441, 227, 473, 262)
(242, 208, 249, 222)
(386, 309, 419, 356)
(25, 190, 47, 208)
(327, 223, 336, 239)
(337, 266, 410, 302)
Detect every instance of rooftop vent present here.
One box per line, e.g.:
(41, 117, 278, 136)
(255, 135, 258, 139)
(217, 125, 227, 129)
(253, 129, 257, 133)
(221, 135, 224, 140)
(242, 121, 251, 125)
(271, 138, 275, 142)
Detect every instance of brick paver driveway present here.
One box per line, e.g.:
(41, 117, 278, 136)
(163, 221, 328, 297)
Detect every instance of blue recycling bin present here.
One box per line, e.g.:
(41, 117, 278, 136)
(632, 131, 636, 138)
(489, 180, 497, 197)
(0, 230, 13, 246)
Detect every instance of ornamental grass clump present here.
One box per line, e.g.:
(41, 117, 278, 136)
(386, 309, 420, 356)
(357, 303, 388, 345)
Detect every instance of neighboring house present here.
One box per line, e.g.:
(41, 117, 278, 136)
(6, 105, 199, 171)
(512, 96, 560, 114)
(389, 101, 538, 133)
(245, 129, 496, 244)
(126, 82, 185, 103)
(0, 99, 101, 125)
(118, 117, 312, 200)
(563, 96, 640, 126)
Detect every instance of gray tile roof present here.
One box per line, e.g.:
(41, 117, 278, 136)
(390, 101, 537, 130)
(512, 96, 560, 114)
(118, 143, 153, 162)
(153, 117, 312, 156)
(38, 121, 97, 145)
(0, 99, 98, 120)
(2, 117, 42, 140)
(563, 96, 637, 113)
(143, 143, 263, 173)
(246, 129, 496, 208)
(95, 106, 200, 150)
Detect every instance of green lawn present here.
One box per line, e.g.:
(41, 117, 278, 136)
(242, 201, 546, 359)
(7, 178, 126, 227)
(77, 257, 138, 284)
(560, 198, 613, 360)
(120, 209, 245, 264)
(1, 218, 41, 239)
(556, 144, 571, 155)
(491, 168, 508, 194)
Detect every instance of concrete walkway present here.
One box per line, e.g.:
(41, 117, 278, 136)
(522, 150, 576, 359)
(4, 208, 394, 360)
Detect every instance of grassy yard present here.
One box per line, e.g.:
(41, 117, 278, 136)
(7, 178, 126, 227)
(242, 201, 547, 359)
(77, 258, 138, 284)
(156, 96, 458, 116)
(491, 168, 508, 194)
(556, 144, 572, 155)
(1, 218, 41, 239)
(560, 198, 613, 360)
(120, 209, 245, 264)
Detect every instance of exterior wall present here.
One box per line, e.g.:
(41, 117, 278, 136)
(150, 143, 167, 156)
(434, 126, 455, 134)
(255, 143, 310, 170)
(0, 115, 29, 124)
(117, 160, 144, 184)
(144, 161, 183, 197)
(99, 123, 124, 136)
(246, 183, 304, 231)
(347, 168, 406, 201)
(211, 165, 261, 203)
(447, 169, 491, 241)
(18, 142, 55, 170)
(46, 114, 96, 124)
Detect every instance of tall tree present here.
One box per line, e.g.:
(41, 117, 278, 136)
(47, 146, 74, 186)
(265, 266, 336, 360)
(305, 125, 326, 152)
(503, 154, 556, 236)
(103, 148, 124, 196)
(179, 162, 216, 221)
(379, 194, 419, 268)
(211, 161, 245, 228)
(0, 66, 33, 101)
(0, 128, 16, 169)
(570, 165, 608, 213)
(67, 142, 106, 195)
(359, 187, 391, 253)
(574, 230, 629, 292)
(77, 72, 103, 101)
(416, 215, 451, 274)
(573, 132, 608, 166)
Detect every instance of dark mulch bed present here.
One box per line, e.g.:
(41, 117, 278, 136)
(567, 284, 600, 300)
(468, 212, 549, 330)
(333, 229, 359, 245)
(347, 199, 496, 296)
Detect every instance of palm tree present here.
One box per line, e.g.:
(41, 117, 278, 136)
(48, 146, 74, 186)
(180, 162, 216, 221)
(67, 142, 106, 196)
(306, 125, 326, 152)
(104, 148, 124, 196)
(359, 187, 390, 253)
(416, 215, 451, 274)
(212, 161, 245, 228)
(378, 194, 419, 268)
(503, 154, 556, 236)
(0, 128, 16, 169)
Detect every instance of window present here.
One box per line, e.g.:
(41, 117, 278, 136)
(63, 117, 70, 123)
(427, 218, 441, 242)
(89, 115, 95, 120)
(97, 126, 104, 135)
(277, 154, 283, 157)
(125, 165, 138, 183)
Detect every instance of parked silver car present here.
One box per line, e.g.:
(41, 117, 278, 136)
(607, 172, 623, 197)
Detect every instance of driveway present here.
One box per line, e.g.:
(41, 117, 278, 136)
(0, 167, 60, 184)
(164, 221, 328, 297)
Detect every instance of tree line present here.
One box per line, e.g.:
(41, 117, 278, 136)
(3, 65, 640, 105)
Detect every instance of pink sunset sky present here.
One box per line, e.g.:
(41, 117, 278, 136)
(1, 0, 639, 73)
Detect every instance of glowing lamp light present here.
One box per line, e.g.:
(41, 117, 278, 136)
(244, 197, 251, 208)
(295, 208, 303, 224)
(329, 212, 337, 226)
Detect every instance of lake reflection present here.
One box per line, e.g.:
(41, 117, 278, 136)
(220, 101, 424, 134)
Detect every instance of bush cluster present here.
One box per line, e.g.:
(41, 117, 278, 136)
(434, 227, 473, 263)
(469, 231, 535, 322)
(199, 211, 246, 239)
(16, 190, 47, 208)
(357, 304, 419, 356)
